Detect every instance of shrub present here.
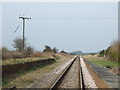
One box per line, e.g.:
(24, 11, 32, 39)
(12, 51, 24, 59)
(2, 47, 26, 59)
(13, 37, 26, 52)
(60, 50, 68, 54)
(105, 40, 119, 62)
(2, 47, 12, 59)
(99, 50, 105, 57)
(33, 52, 43, 57)
(24, 46, 34, 57)
(108, 51, 118, 62)
(53, 47, 58, 53)
(43, 45, 53, 53)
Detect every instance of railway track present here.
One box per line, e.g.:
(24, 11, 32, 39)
(49, 56, 82, 89)
(49, 55, 98, 90)
(9, 55, 109, 89)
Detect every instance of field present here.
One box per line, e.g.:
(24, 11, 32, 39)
(2, 53, 74, 88)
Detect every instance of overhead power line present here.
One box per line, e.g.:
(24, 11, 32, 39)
(14, 24, 21, 33)
(5, 22, 22, 47)
(30, 17, 118, 20)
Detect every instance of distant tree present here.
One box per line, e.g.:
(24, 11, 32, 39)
(106, 46, 111, 56)
(60, 50, 67, 54)
(25, 46, 34, 56)
(43, 45, 53, 52)
(53, 47, 58, 53)
(99, 49, 105, 57)
(13, 37, 26, 52)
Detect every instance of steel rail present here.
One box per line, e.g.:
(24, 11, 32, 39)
(49, 55, 81, 90)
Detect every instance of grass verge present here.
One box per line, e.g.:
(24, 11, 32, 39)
(2, 61, 55, 88)
(83, 55, 119, 67)
(2, 56, 53, 65)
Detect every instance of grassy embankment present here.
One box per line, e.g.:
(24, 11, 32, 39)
(2, 56, 53, 65)
(2, 52, 56, 65)
(83, 54, 119, 68)
(83, 40, 119, 68)
(2, 53, 74, 88)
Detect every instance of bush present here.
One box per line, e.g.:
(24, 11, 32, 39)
(105, 40, 119, 62)
(2, 47, 27, 59)
(99, 50, 105, 57)
(2, 47, 12, 59)
(11, 51, 24, 59)
(53, 47, 58, 53)
(33, 52, 43, 57)
(24, 46, 34, 57)
(60, 50, 68, 54)
(13, 37, 26, 52)
(2, 50, 24, 60)
(108, 51, 118, 62)
(43, 45, 53, 53)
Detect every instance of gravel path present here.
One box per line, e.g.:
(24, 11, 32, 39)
(28, 56, 76, 88)
(85, 59, 119, 89)
(80, 57, 97, 88)
(57, 56, 80, 88)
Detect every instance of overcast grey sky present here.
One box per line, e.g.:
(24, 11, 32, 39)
(2, 2, 118, 52)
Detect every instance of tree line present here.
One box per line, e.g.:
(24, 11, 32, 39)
(2, 37, 61, 60)
(99, 40, 119, 62)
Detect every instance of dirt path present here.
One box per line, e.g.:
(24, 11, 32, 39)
(85, 59, 119, 89)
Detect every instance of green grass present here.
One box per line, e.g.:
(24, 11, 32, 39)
(85, 57, 119, 67)
(2, 61, 55, 88)
(0, 60, 2, 65)
(2, 56, 54, 65)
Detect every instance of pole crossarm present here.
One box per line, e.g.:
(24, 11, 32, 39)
(19, 16, 31, 19)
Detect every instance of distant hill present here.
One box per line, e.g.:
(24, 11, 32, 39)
(82, 52, 99, 55)
(69, 51, 83, 55)
(69, 51, 99, 55)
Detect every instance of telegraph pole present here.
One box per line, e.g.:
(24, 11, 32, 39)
(19, 16, 31, 51)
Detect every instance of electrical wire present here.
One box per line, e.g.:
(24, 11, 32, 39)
(30, 17, 118, 20)
(4, 22, 22, 47)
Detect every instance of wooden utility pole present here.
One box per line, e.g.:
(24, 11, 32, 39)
(19, 16, 31, 51)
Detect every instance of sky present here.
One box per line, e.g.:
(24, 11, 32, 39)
(2, 2, 118, 53)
